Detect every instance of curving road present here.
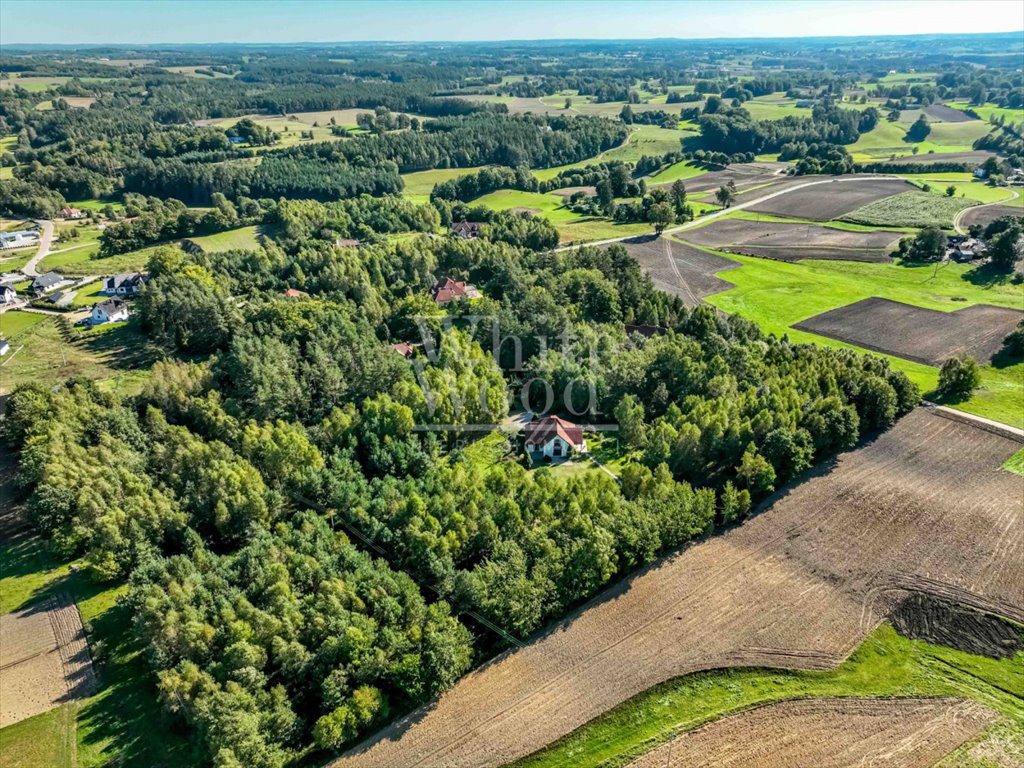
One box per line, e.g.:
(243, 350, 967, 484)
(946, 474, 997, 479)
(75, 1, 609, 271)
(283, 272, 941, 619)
(21, 219, 55, 277)
(952, 188, 1020, 235)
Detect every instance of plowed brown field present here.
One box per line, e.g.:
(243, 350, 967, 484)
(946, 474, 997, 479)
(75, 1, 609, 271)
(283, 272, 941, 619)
(613, 236, 740, 306)
(793, 297, 1024, 366)
(745, 178, 914, 220)
(335, 411, 1024, 768)
(626, 697, 998, 768)
(334, 409, 1023, 768)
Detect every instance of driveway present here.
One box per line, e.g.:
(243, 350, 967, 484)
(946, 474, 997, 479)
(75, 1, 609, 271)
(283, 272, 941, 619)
(22, 220, 55, 277)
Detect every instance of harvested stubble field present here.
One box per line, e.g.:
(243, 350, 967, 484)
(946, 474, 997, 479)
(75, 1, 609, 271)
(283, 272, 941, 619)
(333, 409, 1024, 768)
(625, 697, 997, 768)
(0, 592, 97, 727)
(875, 150, 998, 166)
(745, 178, 914, 221)
(679, 219, 900, 263)
(793, 297, 1024, 366)
(659, 162, 789, 195)
(898, 104, 975, 123)
(610, 236, 740, 306)
(960, 204, 1024, 230)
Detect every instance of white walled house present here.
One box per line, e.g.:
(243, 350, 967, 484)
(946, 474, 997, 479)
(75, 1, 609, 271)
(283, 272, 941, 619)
(91, 298, 129, 325)
(1, 284, 16, 306)
(524, 415, 587, 459)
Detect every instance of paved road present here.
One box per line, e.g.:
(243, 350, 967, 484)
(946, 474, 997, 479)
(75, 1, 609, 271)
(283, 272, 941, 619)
(22, 220, 55, 277)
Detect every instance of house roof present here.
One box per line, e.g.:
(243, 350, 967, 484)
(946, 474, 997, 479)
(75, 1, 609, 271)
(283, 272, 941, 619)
(32, 272, 63, 289)
(283, 288, 308, 298)
(390, 342, 415, 358)
(431, 277, 469, 304)
(108, 272, 144, 288)
(524, 415, 585, 450)
(450, 221, 482, 238)
(335, 238, 361, 247)
(95, 298, 127, 314)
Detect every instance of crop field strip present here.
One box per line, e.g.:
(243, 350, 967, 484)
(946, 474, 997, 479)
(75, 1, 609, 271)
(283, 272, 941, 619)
(793, 297, 1024, 367)
(625, 697, 999, 768)
(334, 409, 1023, 768)
(612, 236, 741, 306)
(744, 178, 915, 221)
(678, 218, 901, 263)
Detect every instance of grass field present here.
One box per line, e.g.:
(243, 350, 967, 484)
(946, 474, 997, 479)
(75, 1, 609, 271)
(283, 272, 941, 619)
(846, 119, 990, 161)
(696, 247, 1024, 427)
(400, 166, 488, 204)
(534, 125, 695, 181)
(70, 281, 105, 307)
(647, 160, 708, 184)
(841, 190, 975, 228)
(1004, 448, 1024, 476)
(189, 225, 263, 252)
(945, 102, 1024, 124)
(0, 310, 45, 338)
(471, 188, 656, 243)
(0, 317, 156, 396)
(512, 623, 1023, 768)
(48, 246, 157, 277)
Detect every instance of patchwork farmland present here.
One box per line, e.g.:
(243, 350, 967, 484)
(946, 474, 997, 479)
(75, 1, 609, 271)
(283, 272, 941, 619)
(334, 409, 1023, 768)
(793, 298, 1024, 366)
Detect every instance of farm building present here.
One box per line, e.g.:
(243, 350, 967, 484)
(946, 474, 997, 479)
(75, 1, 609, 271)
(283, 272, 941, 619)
(91, 298, 129, 325)
(61, 206, 85, 220)
(1, 284, 16, 306)
(104, 272, 146, 296)
(524, 415, 587, 459)
(430, 276, 482, 305)
(32, 271, 70, 295)
(450, 221, 483, 239)
(0, 230, 40, 250)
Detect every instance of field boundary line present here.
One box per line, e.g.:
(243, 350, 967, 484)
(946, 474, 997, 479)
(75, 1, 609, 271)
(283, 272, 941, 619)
(922, 401, 1024, 442)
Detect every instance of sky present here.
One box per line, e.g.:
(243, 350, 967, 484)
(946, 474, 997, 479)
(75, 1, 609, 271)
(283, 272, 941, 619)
(1, 0, 1022, 46)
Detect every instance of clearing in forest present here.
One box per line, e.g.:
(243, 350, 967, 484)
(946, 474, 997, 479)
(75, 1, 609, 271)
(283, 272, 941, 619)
(793, 297, 1024, 366)
(332, 408, 1023, 768)
(625, 697, 997, 768)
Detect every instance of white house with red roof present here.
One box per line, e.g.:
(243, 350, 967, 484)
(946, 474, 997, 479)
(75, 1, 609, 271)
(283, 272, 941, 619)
(524, 415, 587, 459)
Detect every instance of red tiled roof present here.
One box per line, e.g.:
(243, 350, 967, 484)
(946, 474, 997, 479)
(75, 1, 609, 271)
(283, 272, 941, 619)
(431, 277, 469, 304)
(390, 342, 415, 358)
(283, 288, 308, 298)
(524, 416, 585, 450)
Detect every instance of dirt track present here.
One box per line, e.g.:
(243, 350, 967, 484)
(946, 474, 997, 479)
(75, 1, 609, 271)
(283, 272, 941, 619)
(959, 204, 1023, 230)
(626, 697, 998, 768)
(334, 409, 1023, 768)
(793, 297, 1024, 366)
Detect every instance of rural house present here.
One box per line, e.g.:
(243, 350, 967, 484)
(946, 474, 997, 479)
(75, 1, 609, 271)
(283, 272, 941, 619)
(524, 415, 587, 459)
(104, 272, 146, 296)
(390, 341, 416, 358)
(1, 284, 16, 306)
(430, 276, 482, 305)
(283, 287, 309, 298)
(91, 298, 129, 325)
(32, 272, 69, 295)
(61, 207, 85, 220)
(450, 221, 482, 239)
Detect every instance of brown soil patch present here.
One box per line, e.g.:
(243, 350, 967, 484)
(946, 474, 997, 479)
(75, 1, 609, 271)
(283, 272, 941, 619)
(899, 105, 974, 123)
(549, 186, 596, 198)
(680, 219, 900, 263)
(507, 206, 542, 215)
(334, 409, 1023, 768)
(793, 297, 1024, 366)
(890, 593, 1023, 659)
(614, 235, 740, 307)
(746, 178, 914, 220)
(0, 592, 97, 727)
(960, 204, 1023, 230)
(627, 697, 997, 768)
